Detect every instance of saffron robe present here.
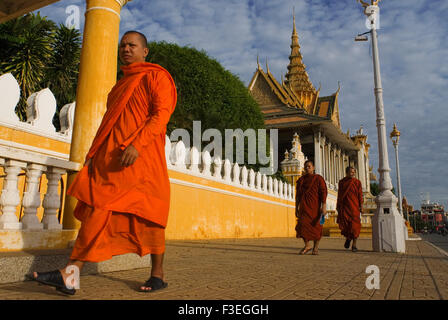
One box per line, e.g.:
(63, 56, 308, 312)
(295, 174, 327, 241)
(67, 62, 177, 262)
(336, 177, 363, 240)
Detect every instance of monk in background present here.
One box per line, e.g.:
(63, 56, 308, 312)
(337, 167, 363, 252)
(28, 31, 177, 295)
(295, 160, 327, 255)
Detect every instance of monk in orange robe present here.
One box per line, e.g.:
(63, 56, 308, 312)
(295, 160, 327, 255)
(337, 166, 363, 252)
(29, 31, 177, 295)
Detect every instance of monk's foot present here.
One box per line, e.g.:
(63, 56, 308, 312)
(352, 246, 358, 252)
(27, 270, 76, 295)
(312, 248, 319, 255)
(139, 276, 168, 292)
(299, 247, 313, 255)
(344, 239, 351, 249)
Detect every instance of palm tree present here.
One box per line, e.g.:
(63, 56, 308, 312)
(0, 13, 56, 121)
(45, 24, 81, 130)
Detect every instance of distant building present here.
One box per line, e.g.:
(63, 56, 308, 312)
(421, 200, 445, 226)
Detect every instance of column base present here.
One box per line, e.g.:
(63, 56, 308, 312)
(372, 191, 406, 253)
(0, 222, 22, 230)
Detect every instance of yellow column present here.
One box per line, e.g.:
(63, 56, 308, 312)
(63, 0, 131, 229)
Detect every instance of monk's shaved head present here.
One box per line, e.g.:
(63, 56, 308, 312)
(122, 30, 148, 48)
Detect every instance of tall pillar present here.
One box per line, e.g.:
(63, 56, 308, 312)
(63, 0, 132, 230)
(313, 129, 322, 175)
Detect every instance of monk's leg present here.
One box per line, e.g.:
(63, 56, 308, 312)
(352, 238, 358, 251)
(140, 253, 165, 291)
(312, 240, 320, 255)
(299, 240, 313, 254)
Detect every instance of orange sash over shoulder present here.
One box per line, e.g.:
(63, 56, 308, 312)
(68, 62, 177, 228)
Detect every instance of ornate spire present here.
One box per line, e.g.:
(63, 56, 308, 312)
(285, 8, 316, 97)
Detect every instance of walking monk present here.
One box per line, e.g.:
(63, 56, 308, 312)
(337, 167, 363, 252)
(295, 160, 327, 255)
(28, 31, 177, 295)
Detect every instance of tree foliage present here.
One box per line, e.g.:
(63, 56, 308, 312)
(143, 41, 265, 135)
(0, 14, 81, 126)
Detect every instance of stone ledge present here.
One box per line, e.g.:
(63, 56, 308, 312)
(0, 249, 151, 284)
(0, 230, 78, 252)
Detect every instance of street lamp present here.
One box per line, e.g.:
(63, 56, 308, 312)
(390, 123, 403, 216)
(390, 123, 409, 240)
(356, 0, 406, 253)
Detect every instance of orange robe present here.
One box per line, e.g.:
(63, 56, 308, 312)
(295, 174, 327, 241)
(67, 62, 177, 262)
(336, 177, 363, 240)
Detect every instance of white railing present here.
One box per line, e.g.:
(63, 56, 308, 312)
(0, 145, 80, 230)
(0, 72, 75, 143)
(165, 137, 295, 201)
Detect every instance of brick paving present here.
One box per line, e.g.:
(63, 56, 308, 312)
(0, 237, 447, 300)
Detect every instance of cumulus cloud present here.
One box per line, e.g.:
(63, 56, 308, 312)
(34, 0, 448, 208)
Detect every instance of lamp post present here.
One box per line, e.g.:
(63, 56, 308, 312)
(390, 124, 403, 217)
(355, 0, 406, 253)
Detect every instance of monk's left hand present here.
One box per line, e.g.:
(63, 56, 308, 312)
(120, 144, 139, 167)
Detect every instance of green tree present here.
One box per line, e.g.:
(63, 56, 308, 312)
(0, 13, 55, 120)
(44, 24, 81, 130)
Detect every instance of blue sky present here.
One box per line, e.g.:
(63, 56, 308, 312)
(34, 0, 448, 209)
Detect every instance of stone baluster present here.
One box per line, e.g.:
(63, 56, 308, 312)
(273, 179, 279, 196)
(223, 159, 232, 183)
(241, 166, 248, 187)
(278, 181, 283, 199)
(256, 172, 262, 190)
(42, 167, 65, 230)
(268, 177, 273, 195)
(232, 163, 240, 184)
(0, 160, 26, 230)
(202, 151, 212, 177)
(262, 174, 267, 193)
(212, 157, 222, 179)
(189, 146, 200, 173)
(284, 182, 288, 199)
(172, 141, 186, 169)
(21, 164, 47, 230)
(249, 169, 255, 189)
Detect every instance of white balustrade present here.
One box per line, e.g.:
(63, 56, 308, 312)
(274, 179, 279, 196)
(241, 166, 248, 187)
(172, 140, 187, 169)
(262, 174, 268, 192)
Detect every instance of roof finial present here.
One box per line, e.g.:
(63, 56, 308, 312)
(257, 54, 261, 70)
(293, 6, 297, 35)
(266, 57, 269, 73)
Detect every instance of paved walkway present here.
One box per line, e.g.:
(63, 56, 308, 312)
(0, 237, 447, 300)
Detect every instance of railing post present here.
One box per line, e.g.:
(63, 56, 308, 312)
(42, 167, 65, 230)
(0, 160, 26, 230)
(21, 163, 47, 230)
